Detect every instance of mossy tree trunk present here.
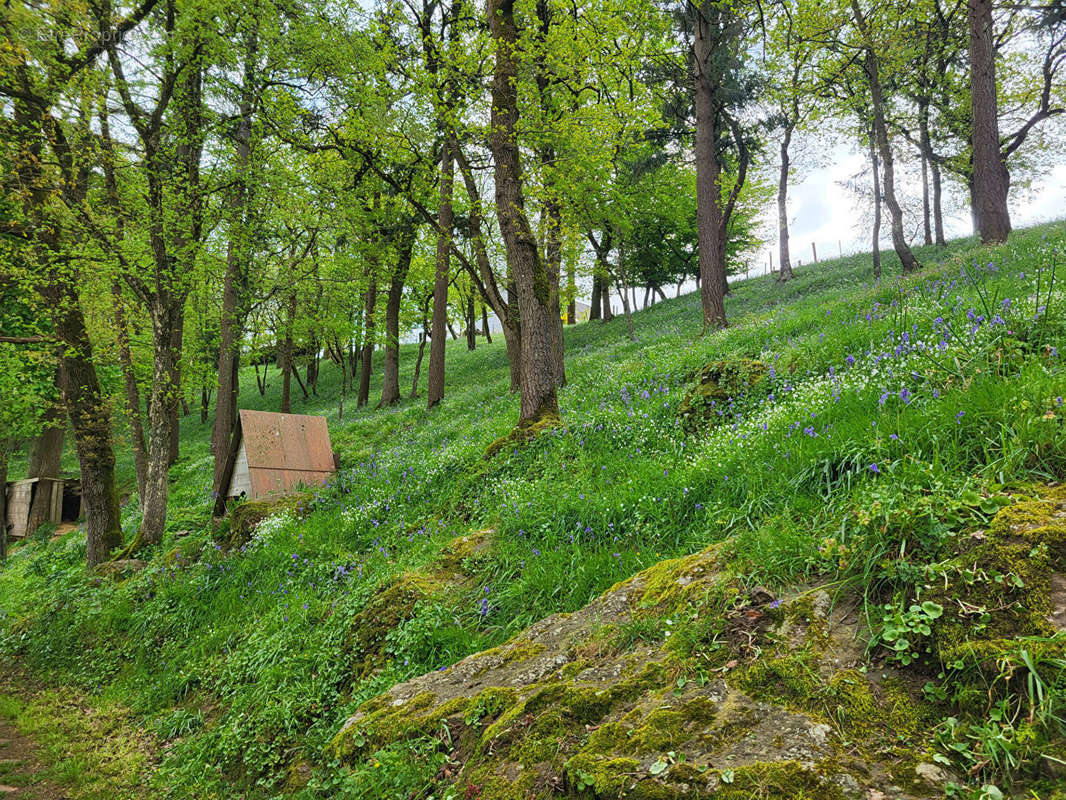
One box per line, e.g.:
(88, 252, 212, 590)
(24, 367, 65, 536)
(56, 298, 124, 564)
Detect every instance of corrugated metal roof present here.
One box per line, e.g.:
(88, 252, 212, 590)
(232, 410, 335, 499)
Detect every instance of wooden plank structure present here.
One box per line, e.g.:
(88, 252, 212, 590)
(213, 410, 337, 517)
(4, 477, 79, 539)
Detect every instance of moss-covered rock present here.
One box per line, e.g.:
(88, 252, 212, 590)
(676, 359, 769, 433)
(928, 485, 1066, 655)
(215, 491, 314, 548)
(346, 571, 450, 679)
(330, 540, 941, 799)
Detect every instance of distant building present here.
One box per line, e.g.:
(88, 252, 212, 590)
(568, 301, 592, 323)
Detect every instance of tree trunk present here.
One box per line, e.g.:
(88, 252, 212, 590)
(0, 440, 8, 560)
(211, 12, 257, 498)
(919, 110, 933, 247)
(642, 285, 651, 309)
(140, 305, 181, 546)
(534, 0, 565, 385)
(335, 336, 348, 420)
(55, 299, 123, 564)
(589, 230, 615, 322)
(541, 161, 565, 386)
(348, 337, 359, 394)
(307, 337, 319, 394)
(489, 0, 560, 428)
(166, 308, 183, 465)
(968, 0, 1011, 243)
(212, 190, 249, 493)
(869, 125, 882, 279)
(16, 92, 122, 566)
(566, 254, 576, 325)
(919, 97, 933, 247)
(200, 386, 210, 424)
(358, 277, 377, 408)
(617, 239, 636, 341)
(381, 229, 415, 407)
(931, 158, 946, 246)
(24, 375, 64, 536)
(454, 147, 522, 390)
(693, 10, 728, 328)
(777, 122, 795, 282)
(293, 364, 309, 400)
(102, 134, 147, 498)
(601, 276, 613, 321)
(280, 289, 297, 414)
(482, 305, 492, 342)
(466, 292, 477, 350)
(852, 0, 919, 274)
(410, 294, 431, 399)
(427, 135, 455, 410)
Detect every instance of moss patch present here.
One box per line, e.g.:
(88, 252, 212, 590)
(677, 359, 769, 434)
(484, 411, 562, 459)
(216, 491, 314, 548)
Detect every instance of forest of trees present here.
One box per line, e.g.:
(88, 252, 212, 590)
(1, 0, 1063, 566)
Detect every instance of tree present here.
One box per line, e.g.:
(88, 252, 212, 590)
(848, 0, 920, 273)
(487, 0, 560, 428)
(103, 2, 211, 545)
(0, 0, 148, 565)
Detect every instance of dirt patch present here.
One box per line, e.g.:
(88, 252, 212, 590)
(0, 716, 66, 799)
(1049, 572, 1066, 629)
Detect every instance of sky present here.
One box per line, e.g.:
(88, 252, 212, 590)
(745, 142, 1066, 281)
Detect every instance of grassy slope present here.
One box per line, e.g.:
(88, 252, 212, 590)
(0, 223, 1064, 798)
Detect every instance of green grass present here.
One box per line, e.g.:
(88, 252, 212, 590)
(0, 222, 1064, 798)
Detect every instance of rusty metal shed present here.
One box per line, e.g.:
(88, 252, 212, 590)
(214, 410, 336, 516)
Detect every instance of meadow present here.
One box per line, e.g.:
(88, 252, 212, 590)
(1, 222, 1064, 799)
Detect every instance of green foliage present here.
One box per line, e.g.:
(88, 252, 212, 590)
(875, 599, 943, 666)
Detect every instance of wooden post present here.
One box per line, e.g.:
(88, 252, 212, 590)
(811, 242, 818, 262)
